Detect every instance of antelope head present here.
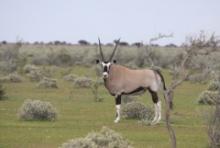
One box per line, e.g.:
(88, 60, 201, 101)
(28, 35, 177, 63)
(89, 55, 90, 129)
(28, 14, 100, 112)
(96, 38, 120, 79)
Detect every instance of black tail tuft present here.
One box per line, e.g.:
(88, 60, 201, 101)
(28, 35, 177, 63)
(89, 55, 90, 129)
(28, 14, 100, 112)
(153, 69, 167, 91)
(153, 69, 174, 110)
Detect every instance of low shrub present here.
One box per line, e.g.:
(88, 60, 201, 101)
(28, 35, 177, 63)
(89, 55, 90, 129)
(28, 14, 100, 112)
(37, 77, 58, 88)
(73, 77, 93, 88)
(0, 73, 23, 83)
(18, 99, 57, 121)
(63, 74, 78, 82)
(60, 126, 133, 148)
(187, 73, 210, 84)
(121, 101, 154, 120)
(23, 64, 39, 73)
(26, 69, 44, 82)
(0, 61, 17, 73)
(208, 80, 220, 91)
(197, 91, 218, 105)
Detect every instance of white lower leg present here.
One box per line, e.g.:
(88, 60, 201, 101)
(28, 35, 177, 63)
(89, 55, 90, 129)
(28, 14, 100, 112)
(151, 103, 158, 123)
(114, 105, 121, 123)
(156, 101, 162, 123)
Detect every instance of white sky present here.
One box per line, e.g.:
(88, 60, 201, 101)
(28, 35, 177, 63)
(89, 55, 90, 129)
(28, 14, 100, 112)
(0, 0, 219, 45)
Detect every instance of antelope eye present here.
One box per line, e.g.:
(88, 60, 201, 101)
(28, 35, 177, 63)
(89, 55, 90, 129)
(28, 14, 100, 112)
(96, 59, 100, 64)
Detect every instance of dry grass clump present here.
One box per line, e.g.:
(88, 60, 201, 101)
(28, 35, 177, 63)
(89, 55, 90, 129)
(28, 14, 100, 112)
(73, 77, 93, 88)
(121, 101, 154, 120)
(0, 73, 23, 83)
(37, 77, 58, 88)
(60, 126, 133, 148)
(197, 91, 218, 105)
(18, 99, 57, 121)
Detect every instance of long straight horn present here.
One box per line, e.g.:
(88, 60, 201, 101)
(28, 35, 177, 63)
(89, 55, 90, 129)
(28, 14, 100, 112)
(109, 38, 120, 61)
(98, 38, 105, 61)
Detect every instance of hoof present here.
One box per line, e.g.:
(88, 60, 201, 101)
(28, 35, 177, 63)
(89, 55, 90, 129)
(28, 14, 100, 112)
(114, 118, 120, 123)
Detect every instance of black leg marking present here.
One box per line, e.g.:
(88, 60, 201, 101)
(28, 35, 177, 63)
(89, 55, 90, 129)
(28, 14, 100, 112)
(148, 88, 158, 103)
(123, 87, 145, 95)
(115, 95, 121, 105)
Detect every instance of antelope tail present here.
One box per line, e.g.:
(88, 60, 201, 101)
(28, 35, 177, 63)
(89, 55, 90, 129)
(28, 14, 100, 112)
(154, 69, 166, 90)
(153, 69, 173, 110)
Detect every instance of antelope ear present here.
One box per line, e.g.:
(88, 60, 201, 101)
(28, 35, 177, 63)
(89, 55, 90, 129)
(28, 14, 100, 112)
(113, 59, 117, 63)
(96, 59, 100, 64)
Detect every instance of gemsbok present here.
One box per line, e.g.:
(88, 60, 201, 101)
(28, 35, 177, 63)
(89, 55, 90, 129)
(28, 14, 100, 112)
(96, 38, 170, 125)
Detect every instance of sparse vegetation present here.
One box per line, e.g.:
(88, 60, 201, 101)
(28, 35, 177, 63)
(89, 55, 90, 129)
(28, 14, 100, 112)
(0, 33, 220, 147)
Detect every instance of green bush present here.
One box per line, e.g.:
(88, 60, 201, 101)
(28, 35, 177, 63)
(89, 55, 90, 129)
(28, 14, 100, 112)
(60, 127, 133, 148)
(63, 74, 78, 82)
(18, 99, 57, 121)
(73, 77, 93, 88)
(208, 80, 220, 91)
(0, 73, 23, 83)
(197, 91, 218, 105)
(37, 77, 58, 88)
(121, 101, 154, 120)
(23, 64, 39, 73)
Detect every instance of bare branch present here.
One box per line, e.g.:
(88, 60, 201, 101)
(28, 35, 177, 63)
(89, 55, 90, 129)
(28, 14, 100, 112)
(149, 33, 173, 44)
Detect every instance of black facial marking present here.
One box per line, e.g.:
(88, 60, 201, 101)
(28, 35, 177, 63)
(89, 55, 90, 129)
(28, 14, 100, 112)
(103, 65, 108, 72)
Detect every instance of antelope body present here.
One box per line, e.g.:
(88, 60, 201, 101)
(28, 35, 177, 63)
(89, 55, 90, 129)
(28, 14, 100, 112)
(96, 38, 168, 124)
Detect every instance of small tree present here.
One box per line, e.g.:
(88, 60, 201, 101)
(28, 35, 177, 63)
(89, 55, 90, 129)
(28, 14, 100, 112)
(164, 32, 219, 148)
(90, 78, 103, 102)
(78, 40, 90, 45)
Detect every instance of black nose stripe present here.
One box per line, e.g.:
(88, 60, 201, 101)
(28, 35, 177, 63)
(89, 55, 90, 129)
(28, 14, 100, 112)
(104, 66, 108, 72)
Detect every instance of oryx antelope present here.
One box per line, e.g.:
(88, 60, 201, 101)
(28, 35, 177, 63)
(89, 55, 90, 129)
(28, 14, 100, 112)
(96, 38, 170, 125)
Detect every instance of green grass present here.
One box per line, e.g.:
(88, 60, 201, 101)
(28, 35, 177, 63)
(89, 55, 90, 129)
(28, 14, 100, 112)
(0, 67, 209, 148)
